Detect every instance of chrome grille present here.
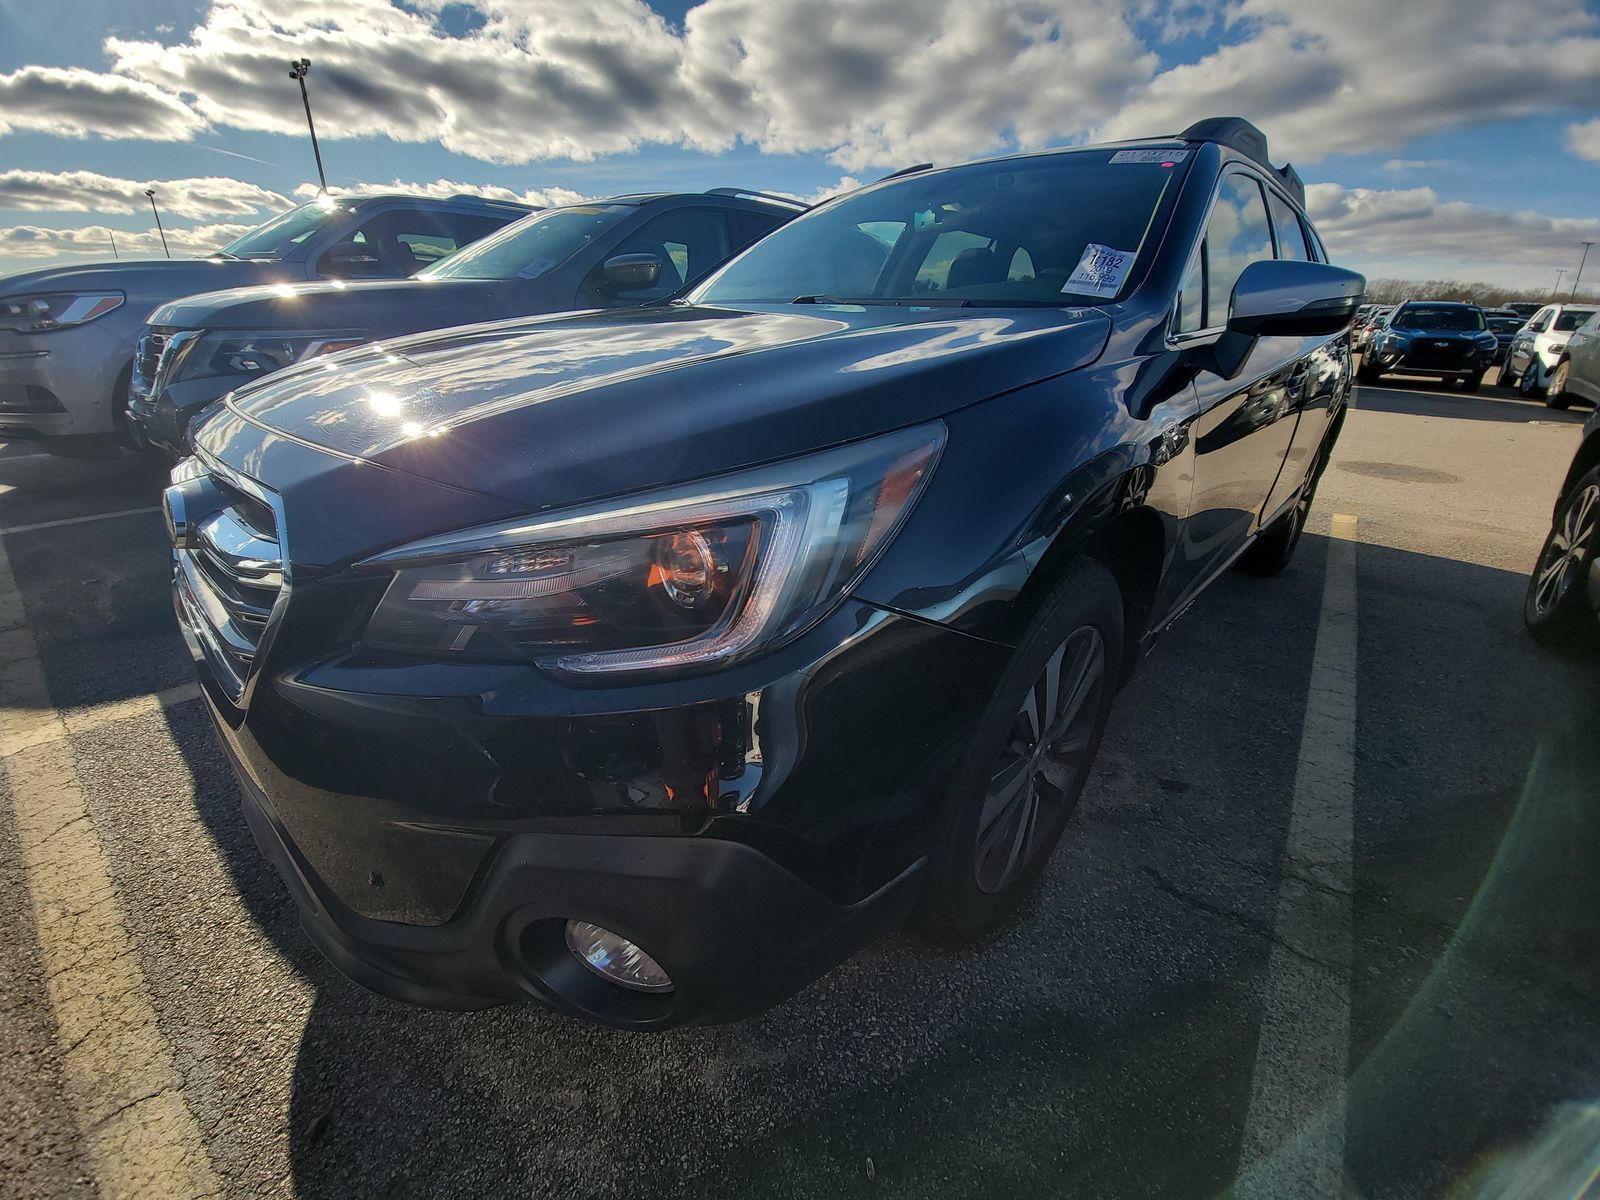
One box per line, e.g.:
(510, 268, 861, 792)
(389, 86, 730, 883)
(167, 456, 287, 706)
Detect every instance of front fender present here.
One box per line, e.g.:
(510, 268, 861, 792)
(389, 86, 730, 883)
(851, 367, 1193, 645)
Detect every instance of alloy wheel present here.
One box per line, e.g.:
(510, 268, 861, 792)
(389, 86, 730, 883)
(974, 626, 1106, 894)
(1532, 482, 1599, 617)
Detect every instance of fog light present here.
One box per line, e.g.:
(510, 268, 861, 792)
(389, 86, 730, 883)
(564, 920, 673, 993)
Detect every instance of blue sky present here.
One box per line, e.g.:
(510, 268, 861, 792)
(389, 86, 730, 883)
(3, 0, 1599, 291)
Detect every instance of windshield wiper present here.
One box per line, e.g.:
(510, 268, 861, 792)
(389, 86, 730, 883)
(792, 294, 848, 304)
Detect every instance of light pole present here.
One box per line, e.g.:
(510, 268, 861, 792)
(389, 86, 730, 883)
(1571, 240, 1595, 300)
(108, 230, 119, 259)
(143, 188, 170, 259)
(288, 58, 328, 195)
(1552, 268, 1568, 298)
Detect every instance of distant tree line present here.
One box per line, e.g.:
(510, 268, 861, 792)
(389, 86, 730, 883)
(1362, 277, 1600, 307)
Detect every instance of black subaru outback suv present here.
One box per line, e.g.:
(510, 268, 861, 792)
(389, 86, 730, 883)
(167, 118, 1362, 1028)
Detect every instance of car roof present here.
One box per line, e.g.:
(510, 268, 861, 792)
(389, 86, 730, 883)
(345, 192, 533, 214)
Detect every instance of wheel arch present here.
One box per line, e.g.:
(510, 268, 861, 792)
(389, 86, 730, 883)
(1011, 470, 1172, 683)
(1557, 429, 1600, 516)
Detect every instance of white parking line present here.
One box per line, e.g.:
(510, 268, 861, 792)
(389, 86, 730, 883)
(1234, 512, 1359, 1198)
(0, 505, 162, 537)
(0, 537, 221, 1198)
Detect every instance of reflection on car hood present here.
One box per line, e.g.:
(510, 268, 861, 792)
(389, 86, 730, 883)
(149, 277, 517, 335)
(203, 303, 1111, 511)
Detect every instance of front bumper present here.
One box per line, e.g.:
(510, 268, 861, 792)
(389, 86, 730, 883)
(182, 572, 1005, 1025)
(1373, 343, 1495, 379)
(0, 323, 133, 438)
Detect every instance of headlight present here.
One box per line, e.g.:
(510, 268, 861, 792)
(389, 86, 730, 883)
(357, 423, 946, 676)
(0, 292, 123, 333)
(166, 329, 365, 386)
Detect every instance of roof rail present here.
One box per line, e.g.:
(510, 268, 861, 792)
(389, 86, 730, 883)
(874, 162, 933, 183)
(446, 193, 535, 210)
(1177, 117, 1304, 205)
(705, 187, 809, 210)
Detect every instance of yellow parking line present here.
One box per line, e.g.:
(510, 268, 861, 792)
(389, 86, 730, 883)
(0, 539, 221, 1199)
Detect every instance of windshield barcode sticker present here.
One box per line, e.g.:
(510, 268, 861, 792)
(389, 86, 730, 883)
(1065, 244, 1135, 298)
(1109, 148, 1188, 164)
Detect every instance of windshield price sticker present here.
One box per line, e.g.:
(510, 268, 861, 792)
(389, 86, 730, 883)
(1065, 244, 1135, 297)
(1109, 148, 1189, 164)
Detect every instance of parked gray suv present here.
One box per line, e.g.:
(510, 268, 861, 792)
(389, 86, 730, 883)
(126, 190, 802, 457)
(0, 192, 527, 448)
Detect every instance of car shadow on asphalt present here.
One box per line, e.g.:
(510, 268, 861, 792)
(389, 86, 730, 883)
(148, 532, 1600, 1199)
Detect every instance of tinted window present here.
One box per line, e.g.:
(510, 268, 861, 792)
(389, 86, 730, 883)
(221, 201, 355, 259)
(1553, 308, 1597, 331)
(1204, 174, 1274, 327)
(422, 205, 632, 281)
(1267, 191, 1312, 262)
(1175, 248, 1204, 333)
(696, 150, 1189, 307)
(1392, 305, 1486, 331)
(610, 208, 732, 300)
(730, 209, 789, 249)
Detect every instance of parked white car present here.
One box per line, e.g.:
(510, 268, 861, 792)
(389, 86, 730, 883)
(1499, 303, 1600, 394)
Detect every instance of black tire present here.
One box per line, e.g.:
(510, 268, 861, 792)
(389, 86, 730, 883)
(921, 558, 1124, 944)
(1357, 359, 1383, 384)
(1239, 486, 1311, 576)
(1519, 362, 1545, 397)
(1460, 373, 1482, 393)
(1545, 361, 1573, 410)
(1525, 466, 1600, 650)
(1497, 359, 1520, 388)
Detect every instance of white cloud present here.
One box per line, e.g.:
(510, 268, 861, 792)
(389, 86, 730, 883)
(1100, 0, 1600, 163)
(95, 0, 1157, 172)
(0, 0, 1591, 177)
(0, 222, 254, 261)
(289, 179, 588, 208)
(1307, 181, 1600, 288)
(0, 169, 289, 219)
(1382, 159, 1451, 173)
(1565, 118, 1600, 162)
(0, 65, 204, 141)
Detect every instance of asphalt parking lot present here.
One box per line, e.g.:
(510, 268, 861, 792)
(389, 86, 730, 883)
(2, 376, 1598, 1200)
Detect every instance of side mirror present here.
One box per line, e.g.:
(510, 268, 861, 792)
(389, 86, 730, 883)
(1206, 260, 1367, 378)
(318, 242, 383, 278)
(598, 253, 662, 293)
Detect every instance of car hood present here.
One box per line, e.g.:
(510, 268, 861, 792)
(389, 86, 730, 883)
(1390, 327, 1486, 339)
(149, 277, 515, 334)
(0, 258, 295, 302)
(202, 303, 1111, 512)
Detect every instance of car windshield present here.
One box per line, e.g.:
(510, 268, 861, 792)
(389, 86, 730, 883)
(219, 200, 355, 259)
(1393, 305, 1485, 331)
(1553, 308, 1597, 331)
(422, 204, 634, 280)
(1487, 316, 1522, 333)
(693, 149, 1188, 307)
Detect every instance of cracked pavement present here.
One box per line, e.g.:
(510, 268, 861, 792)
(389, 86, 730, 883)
(2, 379, 1599, 1199)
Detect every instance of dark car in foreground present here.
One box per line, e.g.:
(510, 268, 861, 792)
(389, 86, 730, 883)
(1358, 300, 1496, 389)
(167, 117, 1362, 1028)
(0, 193, 527, 447)
(128, 190, 802, 457)
(1526, 405, 1600, 647)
